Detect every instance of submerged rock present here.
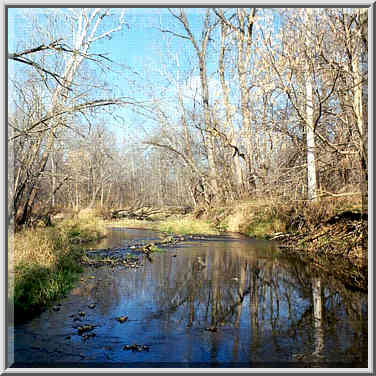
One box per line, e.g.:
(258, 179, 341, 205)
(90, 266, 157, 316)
(77, 324, 95, 335)
(82, 332, 96, 340)
(116, 316, 128, 323)
(123, 344, 150, 352)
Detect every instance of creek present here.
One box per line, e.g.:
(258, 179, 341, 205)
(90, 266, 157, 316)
(12, 227, 368, 368)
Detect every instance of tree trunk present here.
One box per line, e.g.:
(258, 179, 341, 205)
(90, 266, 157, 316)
(172, 9, 218, 200)
(305, 9, 318, 201)
(51, 150, 56, 207)
(237, 9, 256, 193)
(306, 71, 317, 201)
(351, 15, 368, 217)
(200, 54, 218, 198)
(218, 18, 244, 194)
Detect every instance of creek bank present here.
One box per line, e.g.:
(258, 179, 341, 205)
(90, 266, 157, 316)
(272, 211, 368, 291)
(207, 202, 368, 292)
(108, 199, 367, 291)
(106, 204, 367, 282)
(12, 218, 107, 322)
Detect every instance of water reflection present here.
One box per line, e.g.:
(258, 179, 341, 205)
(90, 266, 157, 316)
(312, 277, 324, 357)
(13, 230, 367, 367)
(87, 227, 163, 249)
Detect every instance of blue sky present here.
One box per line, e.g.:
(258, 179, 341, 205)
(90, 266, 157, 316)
(8, 7, 217, 144)
(8, 7, 213, 83)
(8, 7, 289, 148)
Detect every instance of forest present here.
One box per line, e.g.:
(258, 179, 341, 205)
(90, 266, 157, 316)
(8, 7, 368, 229)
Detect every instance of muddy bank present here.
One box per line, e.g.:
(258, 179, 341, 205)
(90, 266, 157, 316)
(274, 211, 367, 261)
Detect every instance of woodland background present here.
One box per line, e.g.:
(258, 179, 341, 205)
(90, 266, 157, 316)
(8, 8, 368, 229)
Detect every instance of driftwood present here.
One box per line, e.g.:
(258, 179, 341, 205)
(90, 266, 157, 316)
(111, 204, 191, 220)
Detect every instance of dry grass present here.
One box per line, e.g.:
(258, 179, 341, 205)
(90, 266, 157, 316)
(211, 198, 284, 237)
(62, 217, 106, 243)
(77, 207, 98, 219)
(13, 217, 106, 267)
(211, 195, 362, 238)
(103, 215, 219, 235)
(155, 215, 218, 235)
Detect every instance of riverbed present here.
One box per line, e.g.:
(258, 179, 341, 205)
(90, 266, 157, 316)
(11, 227, 368, 368)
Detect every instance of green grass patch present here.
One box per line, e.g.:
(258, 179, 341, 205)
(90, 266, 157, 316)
(61, 217, 106, 243)
(14, 253, 82, 319)
(241, 209, 286, 239)
(149, 244, 165, 253)
(12, 217, 106, 322)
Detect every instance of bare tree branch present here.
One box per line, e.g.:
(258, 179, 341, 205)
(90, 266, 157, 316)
(9, 98, 137, 141)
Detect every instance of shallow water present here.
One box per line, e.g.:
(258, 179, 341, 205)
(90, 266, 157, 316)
(12, 228, 368, 368)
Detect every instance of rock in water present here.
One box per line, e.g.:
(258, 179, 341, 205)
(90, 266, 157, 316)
(116, 316, 128, 323)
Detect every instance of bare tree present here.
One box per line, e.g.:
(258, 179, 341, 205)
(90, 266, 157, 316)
(214, 8, 258, 192)
(216, 9, 245, 195)
(164, 8, 219, 201)
(9, 8, 129, 227)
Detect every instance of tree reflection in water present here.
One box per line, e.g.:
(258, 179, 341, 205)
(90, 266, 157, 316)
(137, 237, 367, 365)
(312, 276, 324, 357)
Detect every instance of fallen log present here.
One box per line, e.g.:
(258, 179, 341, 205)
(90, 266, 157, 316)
(110, 205, 192, 220)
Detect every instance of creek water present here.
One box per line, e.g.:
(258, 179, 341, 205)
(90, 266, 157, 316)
(11, 227, 368, 368)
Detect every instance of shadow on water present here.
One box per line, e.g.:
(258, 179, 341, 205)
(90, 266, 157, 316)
(11, 227, 368, 368)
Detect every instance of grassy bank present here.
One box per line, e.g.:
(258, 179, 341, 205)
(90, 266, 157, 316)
(103, 215, 219, 236)
(11, 217, 106, 321)
(213, 196, 365, 256)
(208, 195, 367, 290)
(208, 196, 361, 236)
(102, 196, 365, 264)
